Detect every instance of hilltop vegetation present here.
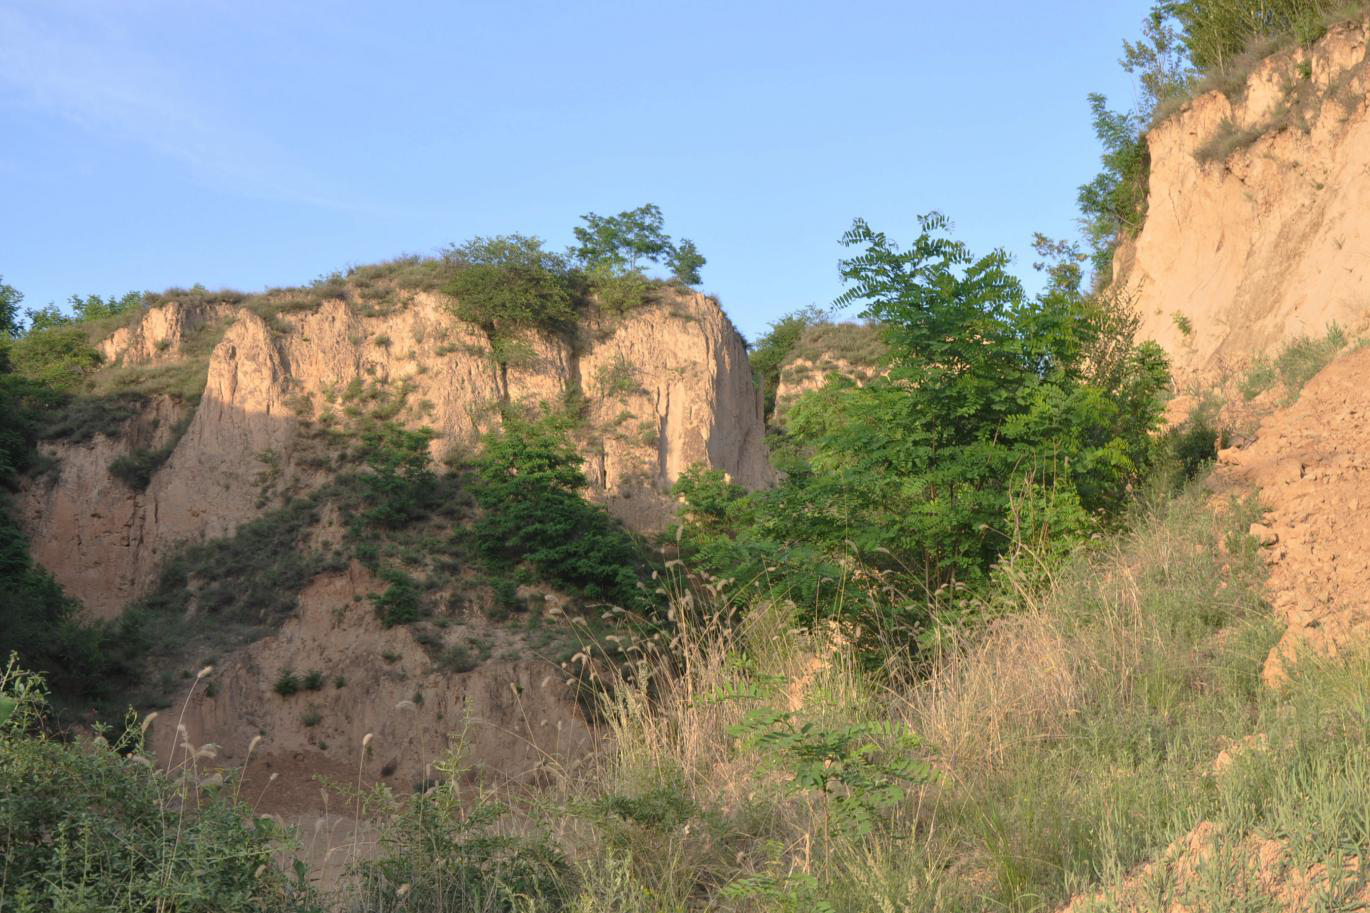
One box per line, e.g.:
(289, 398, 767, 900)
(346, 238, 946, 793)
(1080, 0, 1370, 275)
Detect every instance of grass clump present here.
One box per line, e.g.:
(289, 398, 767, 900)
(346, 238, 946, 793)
(1194, 115, 1269, 163)
(1238, 354, 1278, 400)
(1275, 322, 1346, 398)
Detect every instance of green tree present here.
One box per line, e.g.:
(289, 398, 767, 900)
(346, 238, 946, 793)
(443, 234, 577, 346)
(0, 277, 22, 338)
(573, 203, 673, 271)
(1163, 0, 1333, 74)
(667, 238, 707, 286)
(1077, 94, 1150, 277)
(471, 415, 644, 605)
(1121, 5, 1196, 115)
(676, 215, 1169, 641)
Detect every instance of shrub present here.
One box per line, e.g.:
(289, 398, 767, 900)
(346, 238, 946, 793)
(7, 325, 103, 391)
(139, 497, 323, 623)
(1238, 355, 1277, 400)
(371, 568, 423, 627)
(436, 643, 479, 674)
(349, 758, 574, 912)
(303, 669, 325, 691)
(274, 669, 301, 696)
(471, 414, 645, 606)
(0, 658, 316, 912)
(442, 234, 578, 359)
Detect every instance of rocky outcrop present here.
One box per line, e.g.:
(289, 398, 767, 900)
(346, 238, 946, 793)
(22, 288, 772, 614)
(21, 397, 190, 618)
(99, 300, 234, 366)
(1119, 19, 1370, 381)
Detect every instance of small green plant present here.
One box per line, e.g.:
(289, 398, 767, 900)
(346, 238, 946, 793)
(437, 643, 478, 674)
(1173, 311, 1194, 336)
(274, 669, 301, 696)
(1238, 355, 1277, 400)
(370, 567, 423, 627)
(333, 674, 347, 689)
(302, 710, 322, 728)
(303, 669, 325, 691)
(728, 704, 931, 838)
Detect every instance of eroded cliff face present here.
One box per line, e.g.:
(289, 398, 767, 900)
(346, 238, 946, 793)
(22, 289, 771, 616)
(1119, 20, 1370, 381)
(148, 561, 595, 807)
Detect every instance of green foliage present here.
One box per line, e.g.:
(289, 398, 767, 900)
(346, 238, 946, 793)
(574, 203, 706, 304)
(371, 567, 423, 627)
(141, 497, 324, 623)
(274, 669, 302, 696)
(0, 658, 315, 912)
(584, 262, 652, 314)
(1275, 322, 1346, 398)
(1172, 311, 1193, 335)
(1121, 5, 1197, 114)
(108, 418, 191, 491)
(0, 510, 144, 711)
(1164, 0, 1339, 74)
(0, 276, 22, 338)
(677, 215, 1169, 644)
(302, 669, 325, 691)
(1238, 354, 1278, 399)
(667, 238, 707, 286)
(1077, 94, 1150, 276)
(573, 204, 673, 272)
(353, 422, 438, 529)
(747, 307, 825, 420)
(471, 414, 644, 606)
(727, 705, 930, 839)
(65, 291, 145, 323)
(1172, 414, 1220, 479)
(6, 325, 103, 391)
(442, 235, 578, 358)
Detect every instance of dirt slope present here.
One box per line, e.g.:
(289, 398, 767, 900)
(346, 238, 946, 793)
(1216, 345, 1370, 685)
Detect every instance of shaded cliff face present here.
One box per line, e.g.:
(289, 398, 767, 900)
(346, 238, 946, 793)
(21, 288, 772, 616)
(1119, 20, 1370, 381)
(148, 561, 595, 809)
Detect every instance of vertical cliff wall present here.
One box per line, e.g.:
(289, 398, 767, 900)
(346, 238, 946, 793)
(1118, 20, 1370, 381)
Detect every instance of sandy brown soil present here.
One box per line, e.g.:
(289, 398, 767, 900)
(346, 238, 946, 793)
(1216, 345, 1370, 685)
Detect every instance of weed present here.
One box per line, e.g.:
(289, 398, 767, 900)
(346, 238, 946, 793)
(273, 669, 301, 697)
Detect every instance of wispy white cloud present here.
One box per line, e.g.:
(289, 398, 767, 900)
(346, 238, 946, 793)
(0, 0, 350, 209)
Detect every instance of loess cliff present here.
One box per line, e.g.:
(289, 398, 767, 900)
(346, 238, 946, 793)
(1119, 19, 1370, 381)
(22, 287, 772, 618)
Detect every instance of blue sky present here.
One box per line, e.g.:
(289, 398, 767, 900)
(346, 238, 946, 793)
(2, 0, 1152, 340)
